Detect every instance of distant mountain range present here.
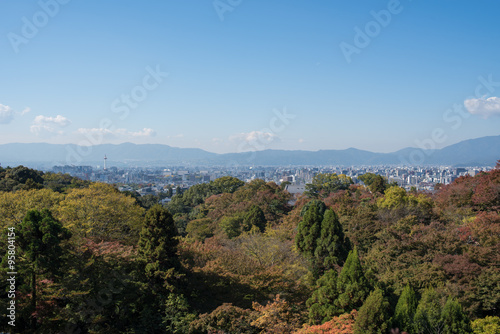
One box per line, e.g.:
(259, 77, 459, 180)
(1, 135, 499, 168)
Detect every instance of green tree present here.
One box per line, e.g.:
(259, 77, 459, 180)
(211, 176, 245, 193)
(220, 215, 244, 239)
(136, 194, 162, 210)
(353, 288, 391, 334)
(242, 205, 267, 233)
(296, 201, 323, 269)
(163, 293, 196, 334)
(20, 178, 44, 190)
(414, 288, 444, 334)
(307, 269, 340, 324)
(307, 247, 371, 324)
(377, 186, 408, 209)
(441, 298, 471, 334)
(0, 189, 64, 230)
(17, 209, 71, 332)
(167, 177, 245, 216)
(42, 172, 90, 193)
(300, 199, 327, 217)
(471, 316, 500, 334)
(393, 284, 419, 333)
(57, 183, 144, 243)
(335, 247, 371, 315)
(0, 178, 18, 192)
(305, 173, 353, 198)
(314, 209, 350, 274)
(186, 218, 214, 241)
(359, 173, 388, 194)
(138, 205, 179, 286)
(6, 165, 44, 186)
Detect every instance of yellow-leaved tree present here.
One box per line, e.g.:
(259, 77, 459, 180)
(0, 189, 64, 229)
(57, 183, 144, 244)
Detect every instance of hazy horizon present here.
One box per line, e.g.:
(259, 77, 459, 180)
(0, 133, 498, 156)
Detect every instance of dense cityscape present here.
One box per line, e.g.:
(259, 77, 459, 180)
(51, 160, 493, 196)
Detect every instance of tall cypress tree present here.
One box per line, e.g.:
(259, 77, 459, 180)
(296, 202, 350, 278)
(441, 298, 471, 334)
(354, 288, 391, 334)
(299, 199, 327, 217)
(414, 288, 444, 334)
(393, 284, 419, 333)
(314, 209, 350, 274)
(306, 269, 340, 324)
(307, 247, 371, 324)
(335, 247, 371, 315)
(138, 205, 179, 286)
(296, 201, 323, 259)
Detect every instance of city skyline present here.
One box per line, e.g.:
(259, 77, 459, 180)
(1, 1, 500, 154)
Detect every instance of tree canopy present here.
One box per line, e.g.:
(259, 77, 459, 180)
(1, 165, 498, 333)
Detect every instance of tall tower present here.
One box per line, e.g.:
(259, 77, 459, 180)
(104, 155, 107, 171)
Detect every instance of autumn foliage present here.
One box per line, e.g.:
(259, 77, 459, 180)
(0, 166, 499, 333)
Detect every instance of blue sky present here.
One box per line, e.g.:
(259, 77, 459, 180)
(1, 0, 500, 154)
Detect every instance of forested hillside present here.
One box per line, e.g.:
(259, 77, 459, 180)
(1, 163, 499, 333)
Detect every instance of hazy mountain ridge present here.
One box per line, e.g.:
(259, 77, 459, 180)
(1, 135, 499, 167)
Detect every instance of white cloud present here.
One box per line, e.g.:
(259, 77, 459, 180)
(33, 115, 71, 127)
(20, 107, 30, 115)
(31, 114, 71, 135)
(76, 128, 115, 136)
(0, 104, 31, 124)
(76, 127, 156, 138)
(0, 104, 14, 124)
(230, 130, 278, 144)
(126, 128, 156, 137)
(464, 96, 500, 118)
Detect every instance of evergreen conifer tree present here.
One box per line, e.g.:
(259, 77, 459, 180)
(299, 199, 327, 217)
(306, 269, 340, 324)
(335, 247, 371, 315)
(354, 288, 391, 334)
(307, 247, 371, 324)
(138, 205, 179, 286)
(314, 209, 350, 274)
(394, 284, 419, 333)
(414, 288, 444, 334)
(441, 298, 471, 334)
(296, 201, 323, 259)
